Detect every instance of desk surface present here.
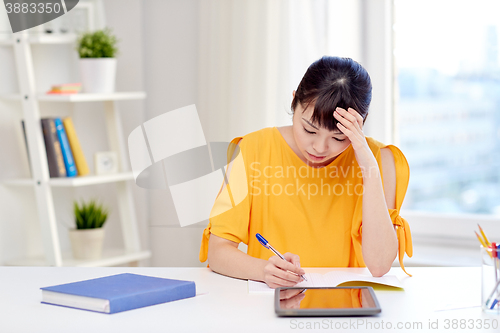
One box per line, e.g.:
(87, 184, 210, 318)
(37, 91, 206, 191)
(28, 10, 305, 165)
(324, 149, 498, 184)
(1, 266, 498, 333)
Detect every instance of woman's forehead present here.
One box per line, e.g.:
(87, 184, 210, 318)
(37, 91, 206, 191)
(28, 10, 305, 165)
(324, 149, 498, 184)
(300, 116, 344, 135)
(296, 101, 345, 134)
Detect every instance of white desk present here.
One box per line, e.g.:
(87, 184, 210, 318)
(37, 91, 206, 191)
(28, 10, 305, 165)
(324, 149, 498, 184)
(1, 267, 498, 333)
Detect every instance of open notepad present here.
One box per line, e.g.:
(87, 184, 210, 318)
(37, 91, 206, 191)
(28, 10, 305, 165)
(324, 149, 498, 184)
(248, 271, 403, 293)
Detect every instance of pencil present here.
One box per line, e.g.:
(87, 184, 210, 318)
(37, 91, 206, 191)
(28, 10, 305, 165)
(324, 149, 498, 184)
(476, 231, 492, 259)
(478, 224, 491, 247)
(475, 231, 488, 248)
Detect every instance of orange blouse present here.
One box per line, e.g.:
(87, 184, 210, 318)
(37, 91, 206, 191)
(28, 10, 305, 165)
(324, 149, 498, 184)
(199, 127, 412, 275)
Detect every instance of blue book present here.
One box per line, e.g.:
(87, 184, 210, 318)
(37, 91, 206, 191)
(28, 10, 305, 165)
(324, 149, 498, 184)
(54, 117, 77, 177)
(40, 273, 196, 314)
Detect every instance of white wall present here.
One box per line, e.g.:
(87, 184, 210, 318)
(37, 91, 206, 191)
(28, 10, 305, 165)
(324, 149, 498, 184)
(103, 0, 149, 265)
(142, 0, 205, 267)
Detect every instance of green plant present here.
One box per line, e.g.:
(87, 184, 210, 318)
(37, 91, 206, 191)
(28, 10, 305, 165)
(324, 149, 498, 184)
(76, 27, 119, 58)
(73, 199, 109, 229)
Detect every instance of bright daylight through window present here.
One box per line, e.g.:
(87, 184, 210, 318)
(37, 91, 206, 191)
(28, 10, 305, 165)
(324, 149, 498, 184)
(395, 0, 500, 215)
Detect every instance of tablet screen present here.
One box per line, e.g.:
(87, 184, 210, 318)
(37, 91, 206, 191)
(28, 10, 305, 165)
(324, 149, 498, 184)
(276, 287, 381, 316)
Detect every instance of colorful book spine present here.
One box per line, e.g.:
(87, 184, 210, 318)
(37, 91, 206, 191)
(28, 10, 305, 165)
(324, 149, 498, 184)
(41, 118, 67, 178)
(62, 117, 90, 176)
(54, 117, 77, 177)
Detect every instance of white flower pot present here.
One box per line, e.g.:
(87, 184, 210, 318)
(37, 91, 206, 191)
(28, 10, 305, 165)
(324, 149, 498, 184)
(69, 228, 105, 260)
(79, 58, 117, 93)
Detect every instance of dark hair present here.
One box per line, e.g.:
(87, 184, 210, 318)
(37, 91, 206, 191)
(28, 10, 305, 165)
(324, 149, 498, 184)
(291, 56, 372, 132)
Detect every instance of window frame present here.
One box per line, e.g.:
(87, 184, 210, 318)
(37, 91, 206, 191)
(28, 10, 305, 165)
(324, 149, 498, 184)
(364, 0, 499, 251)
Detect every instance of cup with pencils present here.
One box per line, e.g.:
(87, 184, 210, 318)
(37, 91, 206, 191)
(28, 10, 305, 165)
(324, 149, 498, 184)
(476, 224, 500, 314)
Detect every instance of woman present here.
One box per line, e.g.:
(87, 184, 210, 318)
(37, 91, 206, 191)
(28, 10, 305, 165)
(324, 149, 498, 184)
(199, 56, 412, 288)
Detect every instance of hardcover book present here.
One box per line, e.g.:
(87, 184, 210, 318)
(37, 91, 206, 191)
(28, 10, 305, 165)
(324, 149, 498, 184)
(40, 118, 67, 177)
(41, 273, 196, 314)
(54, 117, 77, 177)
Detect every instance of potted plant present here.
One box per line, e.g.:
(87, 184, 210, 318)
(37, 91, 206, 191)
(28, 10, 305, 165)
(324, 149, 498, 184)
(76, 27, 119, 93)
(69, 199, 109, 260)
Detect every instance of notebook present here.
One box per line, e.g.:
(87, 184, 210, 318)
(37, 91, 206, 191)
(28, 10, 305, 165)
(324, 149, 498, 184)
(41, 273, 196, 314)
(249, 271, 403, 293)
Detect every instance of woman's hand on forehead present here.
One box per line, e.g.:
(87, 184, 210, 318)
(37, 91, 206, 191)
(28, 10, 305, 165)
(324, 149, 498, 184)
(334, 107, 376, 168)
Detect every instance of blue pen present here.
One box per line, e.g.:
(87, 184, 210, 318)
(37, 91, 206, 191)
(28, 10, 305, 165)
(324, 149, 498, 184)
(256, 233, 307, 281)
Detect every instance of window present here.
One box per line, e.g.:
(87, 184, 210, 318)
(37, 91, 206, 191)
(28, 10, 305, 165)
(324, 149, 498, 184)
(395, 0, 500, 215)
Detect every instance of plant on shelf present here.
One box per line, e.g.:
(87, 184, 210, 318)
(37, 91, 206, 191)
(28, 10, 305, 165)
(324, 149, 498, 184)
(69, 199, 109, 260)
(74, 199, 109, 229)
(76, 28, 119, 58)
(76, 28, 120, 93)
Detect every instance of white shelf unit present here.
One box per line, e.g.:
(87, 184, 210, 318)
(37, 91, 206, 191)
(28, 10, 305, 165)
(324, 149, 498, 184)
(1, 31, 151, 267)
(38, 92, 147, 102)
(0, 94, 22, 100)
(6, 248, 151, 267)
(4, 172, 134, 187)
(0, 33, 77, 46)
(0, 92, 146, 102)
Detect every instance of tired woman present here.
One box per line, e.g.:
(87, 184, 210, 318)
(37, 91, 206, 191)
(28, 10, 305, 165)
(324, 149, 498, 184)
(199, 56, 412, 288)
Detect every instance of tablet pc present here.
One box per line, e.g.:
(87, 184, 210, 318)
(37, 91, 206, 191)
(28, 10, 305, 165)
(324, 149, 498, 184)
(275, 287, 381, 317)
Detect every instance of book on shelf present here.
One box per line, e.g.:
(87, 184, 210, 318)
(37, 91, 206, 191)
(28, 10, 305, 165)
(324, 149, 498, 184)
(54, 117, 77, 177)
(22, 117, 90, 178)
(47, 83, 82, 94)
(41, 273, 197, 314)
(40, 118, 67, 178)
(62, 117, 89, 176)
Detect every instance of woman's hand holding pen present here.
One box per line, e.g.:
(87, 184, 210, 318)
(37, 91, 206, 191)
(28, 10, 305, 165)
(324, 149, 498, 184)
(262, 252, 306, 289)
(333, 107, 377, 172)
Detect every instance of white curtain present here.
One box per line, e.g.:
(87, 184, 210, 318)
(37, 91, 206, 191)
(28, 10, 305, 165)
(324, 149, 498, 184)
(198, 0, 287, 142)
(198, 0, 363, 143)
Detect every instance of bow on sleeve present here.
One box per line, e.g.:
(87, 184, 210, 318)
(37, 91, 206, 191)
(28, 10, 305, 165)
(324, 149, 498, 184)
(390, 209, 413, 277)
(199, 224, 212, 264)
